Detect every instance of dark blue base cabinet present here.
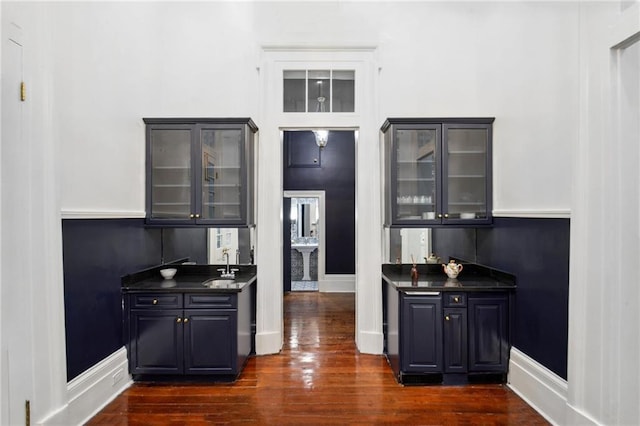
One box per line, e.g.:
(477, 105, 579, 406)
(125, 289, 253, 380)
(385, 285, 510, 385)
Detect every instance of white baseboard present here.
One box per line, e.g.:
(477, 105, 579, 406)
(42, 347, 132, 425)
(255, 330, 282, 355)
(319, 274, 355, 292)
(508, 347, 568, 425)
(357, 330, 384, 355)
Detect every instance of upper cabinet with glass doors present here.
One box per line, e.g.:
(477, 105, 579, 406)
(382, 118, 493, 227)
(144, 118, 258, 227)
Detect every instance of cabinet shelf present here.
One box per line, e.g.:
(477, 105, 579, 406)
(152, 166, 189, 170)
(398, 160, 435, 164)
(448, 150, 486, 154)
(398, 178, 435, 182)
(153, 184, 190, 188)
(448, 175, 485, 179)
(204, 183, 241, 188)
(153, 202, 190, 206)
(397, 202, 434, 206)
(203, 202, 241, 207)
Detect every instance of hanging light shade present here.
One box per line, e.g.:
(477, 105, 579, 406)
(313, 130, 329, 148)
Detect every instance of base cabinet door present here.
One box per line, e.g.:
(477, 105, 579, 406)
(443, 307, 467, 373)
(130, 309, 184, 375)
(401, 295, 442, 372)
(184, 309, 237, 374)
(468, 295, 509, 372)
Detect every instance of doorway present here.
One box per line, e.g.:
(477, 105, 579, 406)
(283, 194, 324, 292)
(256, 48, 380, 355)
(282, 130, 356, 294)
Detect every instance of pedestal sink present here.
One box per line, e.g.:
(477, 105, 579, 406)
(291, 244, 318, 281)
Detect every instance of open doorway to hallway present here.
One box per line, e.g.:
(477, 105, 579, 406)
(282, 130, 356, 293)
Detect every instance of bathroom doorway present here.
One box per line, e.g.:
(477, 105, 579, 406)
(283, 193, 325, 292)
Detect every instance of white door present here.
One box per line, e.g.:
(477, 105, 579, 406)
(1, 22, 34, 426)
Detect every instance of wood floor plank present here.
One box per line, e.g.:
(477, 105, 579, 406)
(86, 293, 548, 425)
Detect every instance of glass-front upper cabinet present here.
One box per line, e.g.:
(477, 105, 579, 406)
(382, 118, 493, 227)
(145, 118, 257, 226)
(443, 123, 491, 223)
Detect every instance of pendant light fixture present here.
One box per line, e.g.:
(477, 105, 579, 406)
(313, 130, 329, 149)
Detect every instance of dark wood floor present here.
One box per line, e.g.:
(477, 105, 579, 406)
(87, 292, 549, 425)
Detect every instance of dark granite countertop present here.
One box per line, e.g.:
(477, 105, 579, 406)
(382, 262, 515, 292)
(122, 263, 256, 293)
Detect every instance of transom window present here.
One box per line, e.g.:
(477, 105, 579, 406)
(283, 69, 355, 113)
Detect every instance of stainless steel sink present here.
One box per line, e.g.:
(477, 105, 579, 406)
(202, 278, 236, 288)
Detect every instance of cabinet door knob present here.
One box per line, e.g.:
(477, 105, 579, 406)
(184, 318, 189, 323)
(152, 299, 158, 305)
(445, 315, 450, 321)
(176, 318, 182, 323)
(454, 296, 459, 303)
(195, 214, 200, 219)
(444, 213, 449, 218)
(438, 214, 443, 219)
(190, 214, 195, 219)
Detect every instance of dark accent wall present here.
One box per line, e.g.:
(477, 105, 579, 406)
(162, 227, 208, 264)
(62, 219, 207, 381)
(431, 227, 478, 263)
(283, 130, 356, 274)
(432, 217, 570, 379)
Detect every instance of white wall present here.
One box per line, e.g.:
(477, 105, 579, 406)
(51, 1, 577, 217)
(0, 1, 588, 424)
(53, 1, 260, 215)
(375, 2, 578, 217)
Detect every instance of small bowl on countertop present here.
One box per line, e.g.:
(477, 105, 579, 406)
(460, 212, 476, 219)
(160, 268, 177, 280)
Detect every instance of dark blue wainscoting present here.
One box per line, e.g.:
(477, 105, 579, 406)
(162, 227, 208, 265)
(431, 227, 477, 263)
(476, 217, 570, 380)
(433, 217, 570, 380)
(62, 219, 207, 381)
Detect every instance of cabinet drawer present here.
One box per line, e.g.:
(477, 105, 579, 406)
(444, 293, 466, 307)
(131, 293, 183, 309)
(185, 293, 236, 309)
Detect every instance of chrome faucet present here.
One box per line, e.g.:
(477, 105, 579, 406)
(218, 248, 239, 279)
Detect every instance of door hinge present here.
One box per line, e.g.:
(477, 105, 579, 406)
(20, 82, 26, 102)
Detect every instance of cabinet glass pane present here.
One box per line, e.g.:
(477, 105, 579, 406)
(308, 70, 330, 113)
(332, 70, 355, 112)
(446, 128, 487, 219)
(150, 129, 192, 219)
(396, 129, 437, 221)
(283, 70, 305, 112)
(201, 129, 242, 221)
